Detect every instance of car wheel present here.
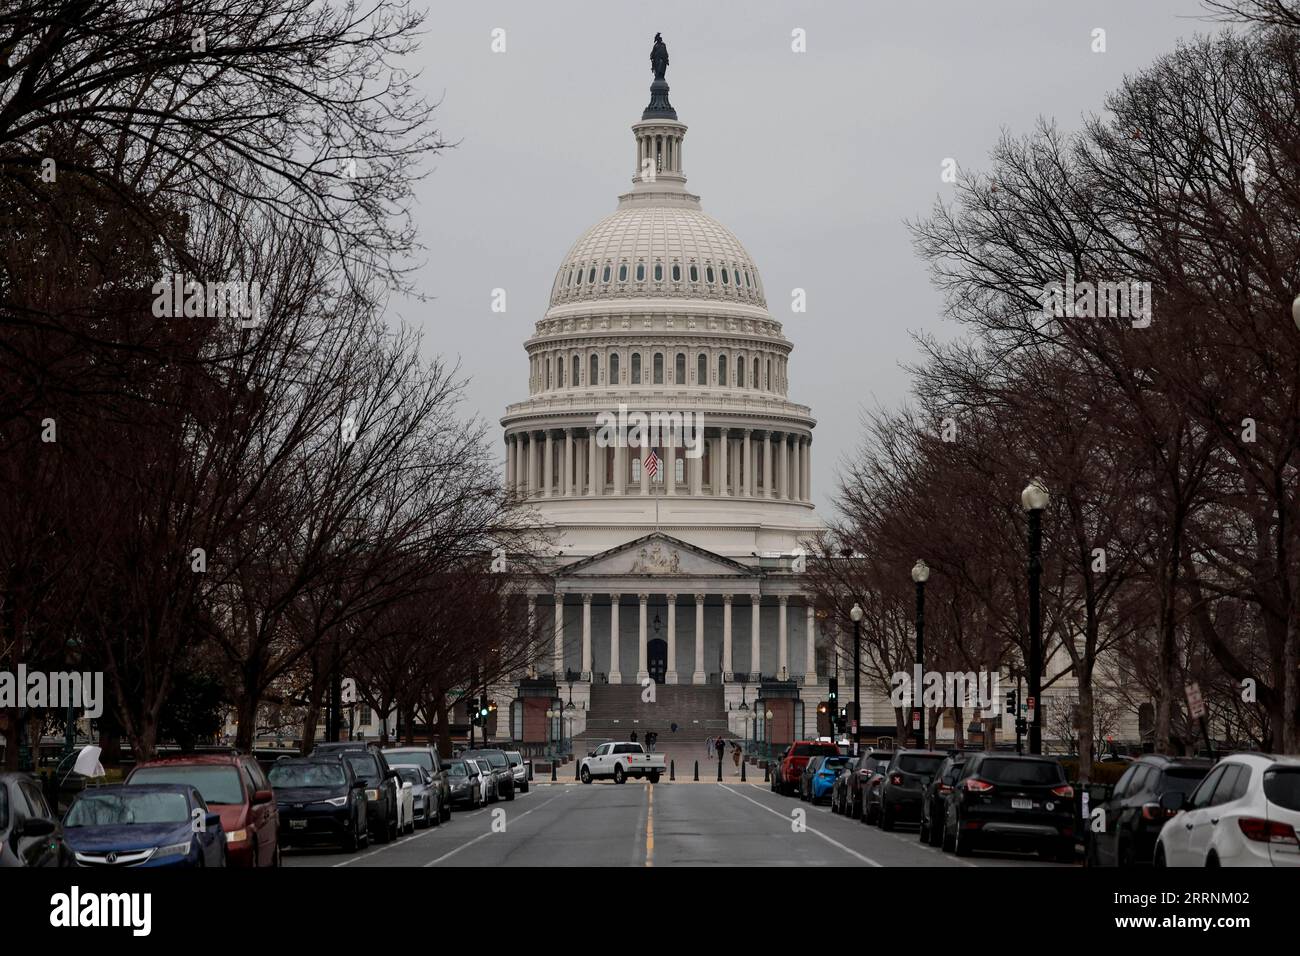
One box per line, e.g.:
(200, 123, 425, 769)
(942, 815, 956, 853)
(880, 804, 894, 831)
(614, 765, 626, 785)
(442, 798, 452, 822)
(953, 822, 973, 857)
(1154, 843, 1167, 868)
(649, 772, 660, 784)
(1205, 851, 1219, 867)
(521, 782, 530, 794)
(919, 816, 930, 843)
(506, 785, 515, 802)
(581, 766, 592, 784)
(343, 825, 358, 853)
(358, 812, 370, 848)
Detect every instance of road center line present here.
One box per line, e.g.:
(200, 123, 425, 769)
(421, 792, 566, 867)
(718, 783, 882, 867)
(645, 782, 655, 867)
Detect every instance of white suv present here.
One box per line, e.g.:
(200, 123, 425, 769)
(1156, 753, 1300, 866)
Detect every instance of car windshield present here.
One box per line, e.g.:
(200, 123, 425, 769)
(821, 758, 848, 771)
(1162, 767, 1209, 794)
(130, 766, 244, 805)
(506, 754, 522, 767)
(792, 744, 839, 757)
(396, 768, 422, 785)
(898, 755, 945, 775)
(344, 754, 381, 785)
(979, 759, 1064, 785)
(66, 791, 190, 826)
(1264, 768, 1300, 811)
(448, 763, 469, 777)
(269, 763, 346, 788)
(483, 753, 508, 769)
(386, 751, 432, 772)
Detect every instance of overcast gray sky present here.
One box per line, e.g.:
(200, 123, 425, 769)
(398, 0, 1221, 514)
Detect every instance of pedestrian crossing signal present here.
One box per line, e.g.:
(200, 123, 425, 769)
(828, 677, 838, 701)
(1005, 691, 1016, 715)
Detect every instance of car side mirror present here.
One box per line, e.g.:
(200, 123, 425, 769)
(253, 788, 274, 804)
(353, 780, 367, 789)
(588, 751, 596, 758)
(1159, 790, 1187, 813)
(387, 769, 400, 780)
(19, 817, 56, 838)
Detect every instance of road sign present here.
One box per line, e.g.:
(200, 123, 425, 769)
(1026, 697, 1036, 722)
(1185, 683, 1205, 720)
(911, 709, 920, 730)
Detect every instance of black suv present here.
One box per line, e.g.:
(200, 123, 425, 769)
(311, 742, 401, 842)
(941, 753, 1075, 861)
(270, 756, 369, 852)
(920, 754, 966, 846)
(461, 749, 515, 801)
(872, 749, 947, 830)
(1087, 754, 1212, 867)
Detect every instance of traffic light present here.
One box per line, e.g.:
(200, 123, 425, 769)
(1005, 690, 1016, 716)
(828, 677, 838, 702)
(478, 696, 489, 721)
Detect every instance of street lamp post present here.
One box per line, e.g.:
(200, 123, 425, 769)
(1021, 477, 1050, 755)
(911, 559, 930, 749)
(849, 603, 864, 757)
(764, 709, 774, 761)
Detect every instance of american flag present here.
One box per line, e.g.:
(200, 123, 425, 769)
(643, 447, 660, 480)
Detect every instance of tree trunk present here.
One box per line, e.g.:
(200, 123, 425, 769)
(1285, 612, 1298, 754)
(300, 700, 321, 755)
(435, 685, 451, 757)
(234, 692, 259, 752)
(1077, 676, 1095, 785)
(953, 705, 964, 750)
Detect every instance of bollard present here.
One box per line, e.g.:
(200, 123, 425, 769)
(575, 758, 581, 780)
(764, 762, 770, 782)
(670, 760, 675, 781)
(528, 762, 534, 782)
(551, 761, 557, 782)
(741, 761, 747, 782)
(693, 760, 699, 782)
(717, 759, 722, 782)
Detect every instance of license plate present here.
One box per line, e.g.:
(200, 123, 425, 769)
(290, 819, 307, 829)
(1012, 798, 1033, 810)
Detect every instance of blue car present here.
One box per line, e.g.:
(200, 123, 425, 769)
(808, 755, 851, 804)
(62, 784, 226, 867)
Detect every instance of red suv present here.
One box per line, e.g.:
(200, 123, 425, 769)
(772, 741, 842, 796)
(126, 753, 280, 867)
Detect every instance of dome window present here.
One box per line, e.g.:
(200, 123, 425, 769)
(610, 352, 620, 383)
(752, 357, 759, 388)
(721, 268, 729, 285)
(654, 262, 663, 281)
(590, 353, 600, 384)
(602, 265, 611, 283)
(557, 360, 564, 387)
(744, 270, 752, 287)
(653, 352, 664, 384)
(576, 268, 583, 286)
(737, 357, 745, 387)
(718, 354, 727, 385)
(690, 264, 699, 283)
(672, 263, 681, 281)
(588, 267, 596, 284)
(572, 355, 580, 386)
(619, 263, 628, 282)
(636, 262, 646, 281)
(706, 266, 715, 284)
(631, 353, 642, 384)
(675, 353, 685, 384)
(697, 353, 707, 384)
(566, 268, 573, 287)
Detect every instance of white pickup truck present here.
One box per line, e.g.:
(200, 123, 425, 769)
(579, 742, 667, 784)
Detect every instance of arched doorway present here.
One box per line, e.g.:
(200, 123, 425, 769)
(647, 638, 667, 684)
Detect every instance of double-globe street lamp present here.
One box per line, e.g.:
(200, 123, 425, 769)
(849, 602, 863, 757)
(911, 559, 930, 749)
(1021, 476, 1050, 755)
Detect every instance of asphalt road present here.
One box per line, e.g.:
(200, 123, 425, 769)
(283, 782, 1076, 867)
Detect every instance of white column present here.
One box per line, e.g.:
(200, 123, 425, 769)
(553, 595, 565, 675)
(690, 446, 702, 495)
(778, 595, 789, 679)
(581, 593, 593, 678)
(665, 424, 676, 496)
(563, 428, 573, 496)
(722, 594, 734, 680)
(666, 594, 678, 684)
(793, 437, 802, 502)
(639, 444, 649, 495)
(802, 438, 812, 502)
(743, 429, 753, 497)
(609, 594, 622, 684)
(505, 437, 516, 496)
(615, 443, 626, 495)
(527, 433, 538, 497)
(589, 427, 599, 496)
(718, 428, 729, 496)
(779, 434, 789, 500)
(763, 432, 773, 497)
(805, 601, 816, 680)
(543, 431, 553, 497)
(750, 595, 761, 678)
(637, 593, 649, 683)
(692, 594, 706, 684)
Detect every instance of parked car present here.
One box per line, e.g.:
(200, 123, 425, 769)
(1087, 754, 1212, 867)
(462, 749, 517, 798)
(311, 742, 400, 843)
(126, 752, 280, 867)
(269, 756, 369, 852)
(771, 741, 842, 796)
(470, 758, 499, 802)
(940, 753, 1075, 861)
(62, 784, 226, 867)
(799, 755, 828, 801)
(871, 750, 947, 831)
(0, 771, 71, 867)
(831, 758, 859, 815)
(394, 772, 415, 835)
(579, 742, 666, 784)
(847, 752, 893, 821)
(505, 750, 530, 794)
(1155, 753, 1300, 867)
(919, 754, 966, 846)
(392, 765, 441, 828)
(384, 746, 452, 823)
(446, 758, 487, 809)
(802, 755, 849, 804)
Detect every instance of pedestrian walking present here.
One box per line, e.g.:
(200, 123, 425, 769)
(715, 736, 725, 764)
(630, 729, 638, 743)
(731, 740, 742, 769)
(648, 731, 657, 752)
